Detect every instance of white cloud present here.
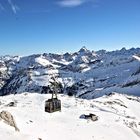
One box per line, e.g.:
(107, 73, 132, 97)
(7, 0, 19, 14)
(58, 0, 85, 7)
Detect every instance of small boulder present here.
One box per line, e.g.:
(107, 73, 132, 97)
(80, 113, 98, 122)
(0, 110, 20, 131)
(6, 102, 16, 107)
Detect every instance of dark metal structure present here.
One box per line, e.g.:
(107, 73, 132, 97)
(45, 76, 61, 113)
(45, 97, 61, 113)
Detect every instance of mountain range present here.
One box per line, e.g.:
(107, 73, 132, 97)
(0, 47, 140, 98)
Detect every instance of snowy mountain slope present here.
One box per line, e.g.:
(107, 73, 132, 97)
(0, 47, 140, 98)
(0, 92, 140, 140)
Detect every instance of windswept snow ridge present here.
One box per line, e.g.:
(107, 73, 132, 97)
(133, 55, 140, 61)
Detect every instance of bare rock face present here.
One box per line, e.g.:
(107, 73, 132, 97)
(6, 101, 17, 107)
(0, 110, 20, 131)
(80, 113, 98, 122)
(90, 114, 98, 121)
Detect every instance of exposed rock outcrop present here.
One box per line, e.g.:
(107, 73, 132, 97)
(0, 110, 20, 131)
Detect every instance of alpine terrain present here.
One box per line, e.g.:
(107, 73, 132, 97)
(0, 47, 140, 98)
(0, 47, 140, 140)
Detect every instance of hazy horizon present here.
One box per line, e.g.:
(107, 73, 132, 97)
(0, 46, 139, 57)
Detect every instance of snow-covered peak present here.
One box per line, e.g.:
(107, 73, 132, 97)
(0, 47, 140, 98)
(78, 46, 90, 54)
(79, 46, 88, 51)
(35, 55, 52, 67)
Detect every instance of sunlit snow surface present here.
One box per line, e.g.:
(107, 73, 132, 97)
(0, 93, 140, 140)
(133, 55, 140, 61)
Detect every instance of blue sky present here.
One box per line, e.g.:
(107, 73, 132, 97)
(0, 0, 140, 55)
